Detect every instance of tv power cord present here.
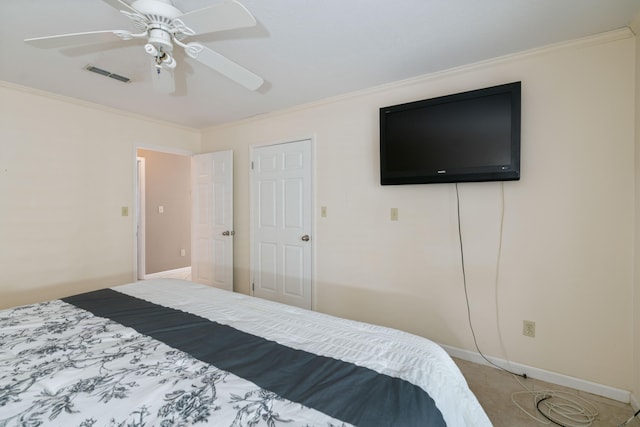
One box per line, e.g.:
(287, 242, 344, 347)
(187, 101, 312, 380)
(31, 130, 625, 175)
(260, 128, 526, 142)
(455, 183, 527, 379)
(618, 408, 640, 427)
(510, 374, 599, 427)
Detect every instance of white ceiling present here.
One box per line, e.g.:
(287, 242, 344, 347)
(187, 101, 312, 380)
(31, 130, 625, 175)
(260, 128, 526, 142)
(1, 0, 639, 129)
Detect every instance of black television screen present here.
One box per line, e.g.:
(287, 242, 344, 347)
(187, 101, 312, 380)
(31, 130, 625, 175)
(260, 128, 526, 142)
(380, 82, 521, 185)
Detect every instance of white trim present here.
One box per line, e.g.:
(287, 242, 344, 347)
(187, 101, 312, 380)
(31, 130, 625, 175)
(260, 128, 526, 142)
(202, 29, 633, 132)
(441, 344, 632, 404)
(134, 143, 195, 157)
(0, 81, 196, 131)
(136, 157, 146, 280)
(144, 267, 192, 280)
(631, 393, 639, 412)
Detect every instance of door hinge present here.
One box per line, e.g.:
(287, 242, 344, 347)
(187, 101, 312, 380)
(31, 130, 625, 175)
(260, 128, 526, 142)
(251, 161, 254, 170)
(252, 282, 255, 291)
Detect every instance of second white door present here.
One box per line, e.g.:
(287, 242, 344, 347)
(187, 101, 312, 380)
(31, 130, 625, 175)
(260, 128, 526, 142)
(251, 139, 312, 309)
(191, 150, 234, 291)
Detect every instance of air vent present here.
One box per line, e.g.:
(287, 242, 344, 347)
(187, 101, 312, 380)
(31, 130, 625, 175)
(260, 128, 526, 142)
(84, 65, 132, 83)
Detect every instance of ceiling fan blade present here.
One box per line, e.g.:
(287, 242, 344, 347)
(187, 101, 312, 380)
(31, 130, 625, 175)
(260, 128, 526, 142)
(150, 61, 176, 94)
(187, 44, 263, 91)
(101, 0, 139, 14)
(173, 0, 256, 36)
(25, 30, 133, 49)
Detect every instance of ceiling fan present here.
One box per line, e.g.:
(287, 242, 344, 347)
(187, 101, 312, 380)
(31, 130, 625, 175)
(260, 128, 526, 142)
(24, 0, 264, 93)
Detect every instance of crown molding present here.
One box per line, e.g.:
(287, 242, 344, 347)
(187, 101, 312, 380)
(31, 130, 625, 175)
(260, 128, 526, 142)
(0, 80, 197, 133)
(205, 27, 634, 132)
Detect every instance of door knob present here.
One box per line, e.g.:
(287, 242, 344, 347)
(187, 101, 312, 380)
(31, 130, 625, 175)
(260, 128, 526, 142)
(301, 235, 310, 241)
(222, 230, 235, 236)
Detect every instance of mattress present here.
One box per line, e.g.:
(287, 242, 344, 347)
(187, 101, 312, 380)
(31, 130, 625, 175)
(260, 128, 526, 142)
(0, 278, 491, 426)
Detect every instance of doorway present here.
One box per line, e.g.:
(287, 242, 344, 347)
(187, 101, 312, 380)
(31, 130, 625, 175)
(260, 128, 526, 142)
(136, 148, 192, 280)
(134, 148, 234, 290)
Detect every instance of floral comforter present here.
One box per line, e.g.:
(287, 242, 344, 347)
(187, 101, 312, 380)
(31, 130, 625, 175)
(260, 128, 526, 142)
(0, 279, 491, 426)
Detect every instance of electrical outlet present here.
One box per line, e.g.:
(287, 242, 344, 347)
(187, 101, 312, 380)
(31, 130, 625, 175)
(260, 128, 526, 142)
(523, 320, 536, 338)
(390, 208, 399, 221)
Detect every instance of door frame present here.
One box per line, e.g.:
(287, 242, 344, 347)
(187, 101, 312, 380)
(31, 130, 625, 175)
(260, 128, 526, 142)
(249, 136, 316, 309)
(132, 144, 194, 282)
(136, 156, 146, 279)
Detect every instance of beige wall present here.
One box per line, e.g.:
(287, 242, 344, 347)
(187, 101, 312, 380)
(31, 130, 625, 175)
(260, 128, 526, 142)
(201, 30, 636, 392)
(0, 83, 199, 308)
(137, 149, 191, 274)
(0, 27, 636, 403)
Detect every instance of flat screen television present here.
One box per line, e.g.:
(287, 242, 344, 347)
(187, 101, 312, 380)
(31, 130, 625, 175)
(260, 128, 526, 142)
(380, 82, 521, 185)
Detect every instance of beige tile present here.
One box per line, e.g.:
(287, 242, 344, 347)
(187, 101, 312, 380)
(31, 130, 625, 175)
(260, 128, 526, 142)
(453, 358, 639, 427)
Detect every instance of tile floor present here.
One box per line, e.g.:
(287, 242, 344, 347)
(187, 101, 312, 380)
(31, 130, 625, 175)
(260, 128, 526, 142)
(146, 268, 192, 281)
(454, 358, 639, 426)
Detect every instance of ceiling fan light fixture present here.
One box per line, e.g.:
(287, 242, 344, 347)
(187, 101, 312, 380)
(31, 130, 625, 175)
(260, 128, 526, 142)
(147, 28, 173, 51)
(85, 64, 132, 83)
(26, 0, 264, 93)
(145, 43, 159, 56)
(162, 54, 176, 69)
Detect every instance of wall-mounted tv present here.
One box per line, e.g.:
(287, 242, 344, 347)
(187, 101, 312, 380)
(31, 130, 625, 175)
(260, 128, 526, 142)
(380, 82, 521, 185)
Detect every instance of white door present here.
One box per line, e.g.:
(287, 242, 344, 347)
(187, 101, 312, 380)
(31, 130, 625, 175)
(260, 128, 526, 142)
(251, 139, 312, 309)
(191, 151, 234, 291)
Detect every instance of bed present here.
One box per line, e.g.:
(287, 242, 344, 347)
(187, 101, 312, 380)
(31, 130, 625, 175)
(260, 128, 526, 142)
(0, 278, 491, 426)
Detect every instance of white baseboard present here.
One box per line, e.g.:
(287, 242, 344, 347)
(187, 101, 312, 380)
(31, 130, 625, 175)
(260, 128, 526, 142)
(631, 393, 639, 412)
(441, 344, 631, 404)
(144, 266, 191, 280)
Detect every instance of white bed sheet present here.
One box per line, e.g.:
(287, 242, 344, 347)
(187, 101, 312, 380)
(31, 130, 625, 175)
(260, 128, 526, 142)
(115, 279, 492, 427)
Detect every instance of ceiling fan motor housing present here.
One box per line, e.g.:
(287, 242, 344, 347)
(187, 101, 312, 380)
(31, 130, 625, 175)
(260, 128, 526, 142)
(147, 27, 173, 52)
(133, 0, 183, 64)
(130, 0, 182, 20)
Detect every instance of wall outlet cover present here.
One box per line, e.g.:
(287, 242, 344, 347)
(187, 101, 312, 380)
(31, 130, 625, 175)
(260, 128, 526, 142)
(523, 320, 536, 338)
